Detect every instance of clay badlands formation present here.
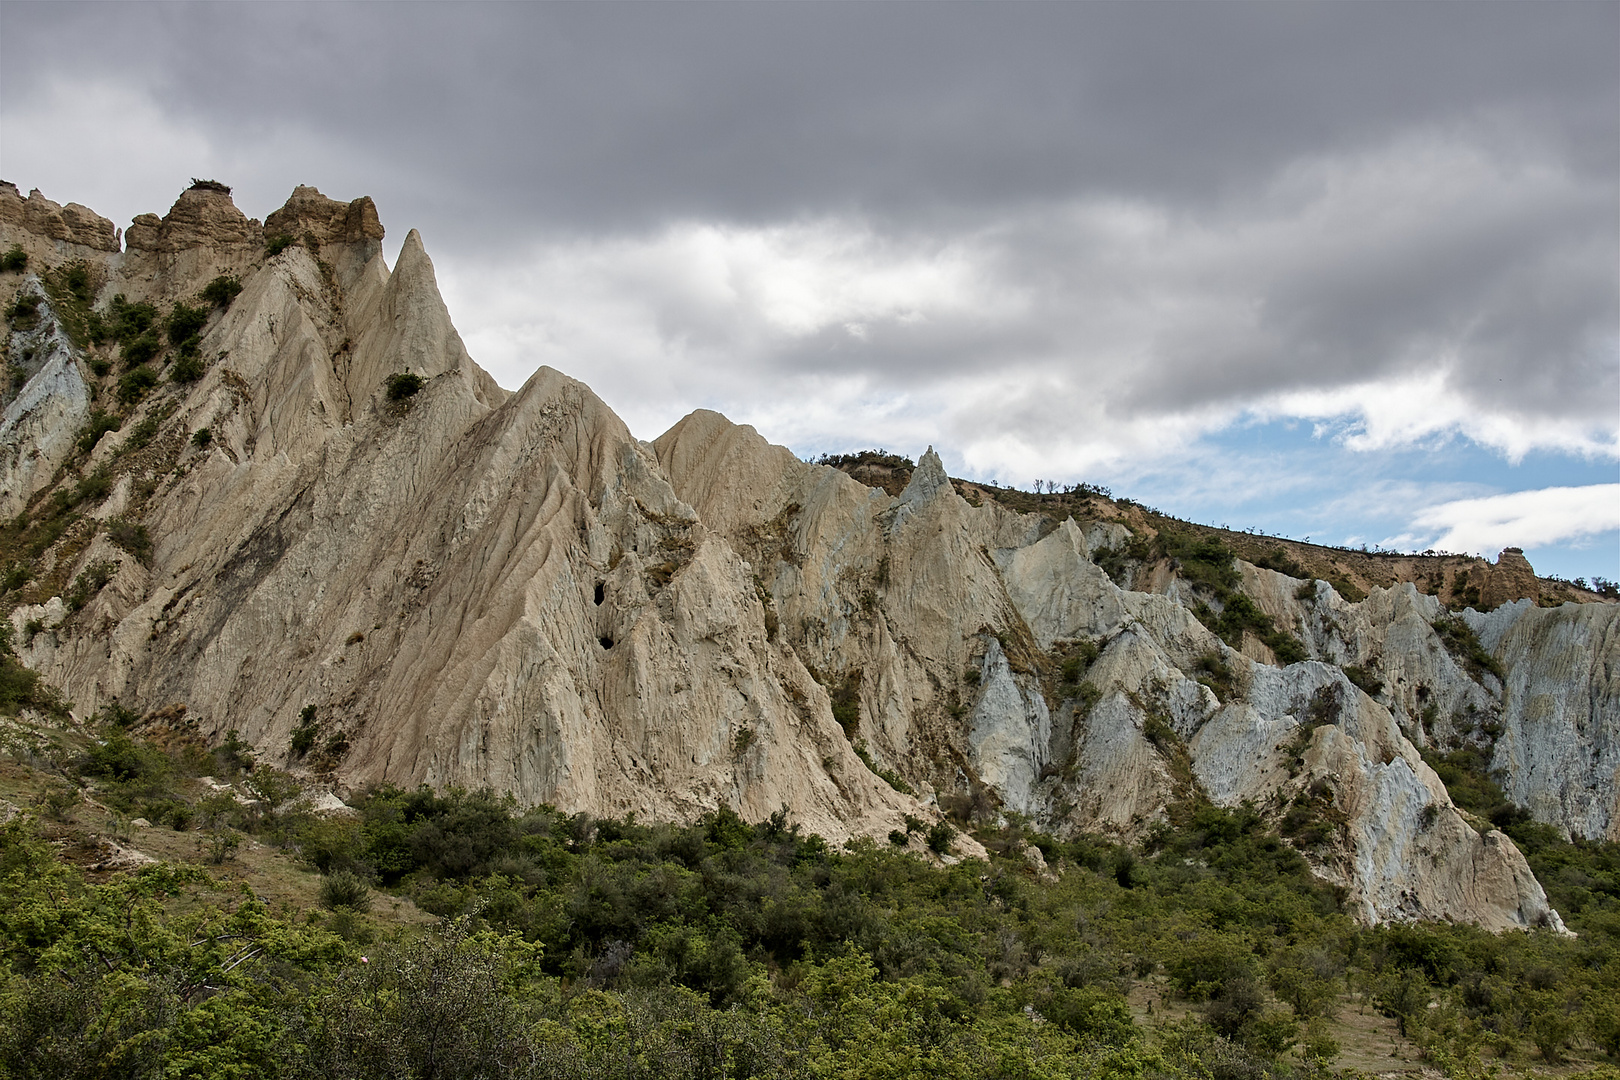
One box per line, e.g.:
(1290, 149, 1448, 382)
(4, 181, 1617, 933)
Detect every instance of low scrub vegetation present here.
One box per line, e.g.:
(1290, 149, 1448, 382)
(0, 701, 1614, 1077)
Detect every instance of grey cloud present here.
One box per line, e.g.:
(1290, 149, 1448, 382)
(3, 1, 1613, 463)
(3, 3, 1614, 244)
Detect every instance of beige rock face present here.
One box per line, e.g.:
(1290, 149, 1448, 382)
(263, 185, 386, 287)
(124, 186, 260, 253)
(1481, 548, 1541, 610)
(4, 182, 1611, 932)
(0, 182, 120, 252)
(263, 185, 385, 246)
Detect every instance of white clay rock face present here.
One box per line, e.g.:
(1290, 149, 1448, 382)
(4, 182, 1616, 931)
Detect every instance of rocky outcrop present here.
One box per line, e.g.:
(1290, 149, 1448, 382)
(263, 185, 384, 247)
(263, 185, 386, 286)
(124, 185, 260, 253)
(3, 182, 1613, 934)
(1480, 548, 1541, 610)
(1473, 600, 1620, 840)
(0, 182, 120, 252)
(0, 286, 90, 517)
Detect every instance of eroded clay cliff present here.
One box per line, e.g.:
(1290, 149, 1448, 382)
(5, 182, 1615, 935)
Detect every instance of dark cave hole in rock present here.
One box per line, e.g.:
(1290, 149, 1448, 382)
(594, 582, 605, 605)
(600, 636, 614, 649)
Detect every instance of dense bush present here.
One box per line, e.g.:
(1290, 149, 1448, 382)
(170, 349, 205, 383)
(106, 294, 158, 343)
(117, 364, 159, 403)
(167, 301, 208, 344)
(200, 274, 243, 308)
(5, 291, 40, 329)
(385, 371, 424, 400)
(4, 711, 1618, 1076)
(121, 331, 161, 368)
(0, 245, 26, 273)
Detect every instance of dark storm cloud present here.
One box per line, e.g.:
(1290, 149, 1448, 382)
(3, 2, 1614, 238)
(2, 0, 1614, 476)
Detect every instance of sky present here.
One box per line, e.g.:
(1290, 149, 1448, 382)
(2, 2, 1616, 581)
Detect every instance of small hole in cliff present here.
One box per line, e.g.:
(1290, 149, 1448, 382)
(599, 636, 614, 650)
(594, 582, 605, 606)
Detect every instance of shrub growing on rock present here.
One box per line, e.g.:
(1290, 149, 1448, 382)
(118, 364, 159, 403)
(199, 274, 242, 308)
(385, 371, 424, 400)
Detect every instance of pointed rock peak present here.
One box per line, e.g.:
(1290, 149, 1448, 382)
(884, 446, 955, 534)
(898, 446, 951, 506)
(391, 229, 436, 286)
(265, 185, 385, 246)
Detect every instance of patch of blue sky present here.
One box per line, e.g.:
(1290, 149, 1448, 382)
(1089, 420, 1619, 583)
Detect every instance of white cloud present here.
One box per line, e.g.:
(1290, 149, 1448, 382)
(441, 126, 1615, 489)
(1409, 484, 1620, 556)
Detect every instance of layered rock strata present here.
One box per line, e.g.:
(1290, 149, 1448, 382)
(4, 183, 1616, 935)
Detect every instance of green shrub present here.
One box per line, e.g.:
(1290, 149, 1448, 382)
(1433, 616, 1505, 682)
(121, 332, 161, 368)
(97, 699, 142, 728)
(319, 869, 373, 912)
(2, 562, 30, 593)
(75, 410, 121, 454)
(265, 234, 296, 257)
(0, 245, 26, 273)
(1342, 664, 1384, 697)
(191, 427, 212, 449)
(1165, 532, 1243, 596)
(106, 517, 152, 562)
(79, 727, 163, 783)
(62, 262, 92, 302)
(122, 411, 162, 452)
(166, 301, 208, 345)
(5, 292, 40, 329)
(290, 705, 318, 757)
(385, 371, 424, 400)
(1195, 651, 1237, 701)
(118, 364, 159, 403)
(852, 741, 913, 794)
(170, 351, 205, 383)
(107, 295, 158, 342)
(71, 467, 113, 507)
(925, 820, 955, 855)
(199, 275, 243, 308)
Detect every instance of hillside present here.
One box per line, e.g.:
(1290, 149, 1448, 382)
(819, 452, 1614, 611)
(3, 180, 1619, 942)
